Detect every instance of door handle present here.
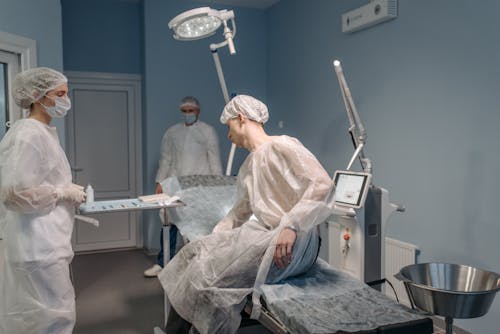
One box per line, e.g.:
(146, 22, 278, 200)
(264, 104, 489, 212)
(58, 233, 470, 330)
(71, 167, 83, 172)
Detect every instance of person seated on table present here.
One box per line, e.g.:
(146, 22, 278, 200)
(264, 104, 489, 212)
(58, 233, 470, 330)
(158, 95, 333, 334)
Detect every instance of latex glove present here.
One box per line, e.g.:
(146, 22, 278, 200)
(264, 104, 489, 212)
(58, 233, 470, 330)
(56, 183, 86, 205)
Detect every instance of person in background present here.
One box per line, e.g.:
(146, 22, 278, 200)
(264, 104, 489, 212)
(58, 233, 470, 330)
(144, 96, 222, 277)
(0, 67, 86, 334)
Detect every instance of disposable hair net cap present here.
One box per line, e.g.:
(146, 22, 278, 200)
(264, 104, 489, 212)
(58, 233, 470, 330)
(220, 95, 269, 124)
(12, 67, 67, 109)
(179, 96, 200, 109)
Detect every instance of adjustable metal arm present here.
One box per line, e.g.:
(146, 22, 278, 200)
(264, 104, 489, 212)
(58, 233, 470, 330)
(209, 19, 237, 176)
(333, 60, 372, 173)
(211, 50, 230, 102)
(210, 49, 236, 176)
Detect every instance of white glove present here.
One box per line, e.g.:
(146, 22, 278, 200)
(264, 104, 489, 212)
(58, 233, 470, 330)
(56, 184, 86, 205)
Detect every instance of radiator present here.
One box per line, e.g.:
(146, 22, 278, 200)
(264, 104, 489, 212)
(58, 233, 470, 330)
(384, 237, 418, 306)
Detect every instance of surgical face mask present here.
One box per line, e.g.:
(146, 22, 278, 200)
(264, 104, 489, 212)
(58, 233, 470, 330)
(183, 113, 197, 125)
(40, 96, 71, 118)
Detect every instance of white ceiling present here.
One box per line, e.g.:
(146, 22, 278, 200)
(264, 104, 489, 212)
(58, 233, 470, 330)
(192, 0, 280, 10)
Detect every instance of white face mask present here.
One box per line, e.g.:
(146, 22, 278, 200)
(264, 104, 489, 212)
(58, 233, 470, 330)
(40, 96, 71, 118)
(183, 113, 198, 125)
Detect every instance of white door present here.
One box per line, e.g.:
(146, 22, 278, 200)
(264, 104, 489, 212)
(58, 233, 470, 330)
(66, 72, 143, 252)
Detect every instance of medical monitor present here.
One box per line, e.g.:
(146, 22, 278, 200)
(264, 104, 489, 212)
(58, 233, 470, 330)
(332, 170, 372, 209)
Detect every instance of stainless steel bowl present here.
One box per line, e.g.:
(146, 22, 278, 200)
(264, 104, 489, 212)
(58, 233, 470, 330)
(395, 262, 500, 319)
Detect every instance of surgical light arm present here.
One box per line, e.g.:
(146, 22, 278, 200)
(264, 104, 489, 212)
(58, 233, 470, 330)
(211, 49, 237, 176)
(333, 60, 372, 173)
(210, 18, 237, 55)
(209, 17, 237, 176)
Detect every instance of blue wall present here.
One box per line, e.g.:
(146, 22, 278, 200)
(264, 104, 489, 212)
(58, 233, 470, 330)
(61, 0, 143, 74)
(143, 0, 267, 250)
(0, 0, 63, 69)
(267, 1, 500, 332)
(0, 0, 65, 139)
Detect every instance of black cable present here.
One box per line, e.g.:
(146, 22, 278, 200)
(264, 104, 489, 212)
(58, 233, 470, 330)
(385, 278, 400, 303)
(366, 278, 400, 303)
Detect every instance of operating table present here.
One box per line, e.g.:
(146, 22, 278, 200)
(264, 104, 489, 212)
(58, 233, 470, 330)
(158, 175, 433, 334)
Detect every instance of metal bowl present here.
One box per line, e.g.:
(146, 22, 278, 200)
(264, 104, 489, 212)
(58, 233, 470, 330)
(395, 262, 500, 319)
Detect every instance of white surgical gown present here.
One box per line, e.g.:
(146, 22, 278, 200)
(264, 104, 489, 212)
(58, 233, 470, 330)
(155, 121, 222, 182)
(158, 136, 333, 334)
(0, 119, 76, 334)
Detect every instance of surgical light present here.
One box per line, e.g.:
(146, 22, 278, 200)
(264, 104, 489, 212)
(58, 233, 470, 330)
(173, 16, 221, 40)
(168, 7, 236, 54)
(169, 7, 238, 175)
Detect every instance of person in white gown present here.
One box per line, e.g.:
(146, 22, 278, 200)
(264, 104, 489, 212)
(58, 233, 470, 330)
(0, 67, 86, 334)
(144, 96, 222, 277)
(159, 95, 333, 334)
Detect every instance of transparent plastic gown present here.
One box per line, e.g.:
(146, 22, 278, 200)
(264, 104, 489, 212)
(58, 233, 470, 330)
(0, 119, 75, 334)
(158, 136, 333, 334)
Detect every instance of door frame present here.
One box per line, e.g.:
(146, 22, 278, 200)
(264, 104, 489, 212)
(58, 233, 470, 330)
(65, 71, 144, 249)
(0, 50, 19, 136)
(0, 30, 37, 123)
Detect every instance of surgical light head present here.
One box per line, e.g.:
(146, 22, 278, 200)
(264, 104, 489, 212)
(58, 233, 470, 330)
(168, 7, 236, 54)
(220, 95, 269, 125)
(13, 67, 67, 109)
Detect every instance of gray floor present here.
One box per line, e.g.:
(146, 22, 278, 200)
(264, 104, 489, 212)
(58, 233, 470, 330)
(72, 249, 164, 334)
(72, 249, 271, 334)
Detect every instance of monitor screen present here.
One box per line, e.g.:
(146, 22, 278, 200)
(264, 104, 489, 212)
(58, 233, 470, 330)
(333, 171, 371, 209)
